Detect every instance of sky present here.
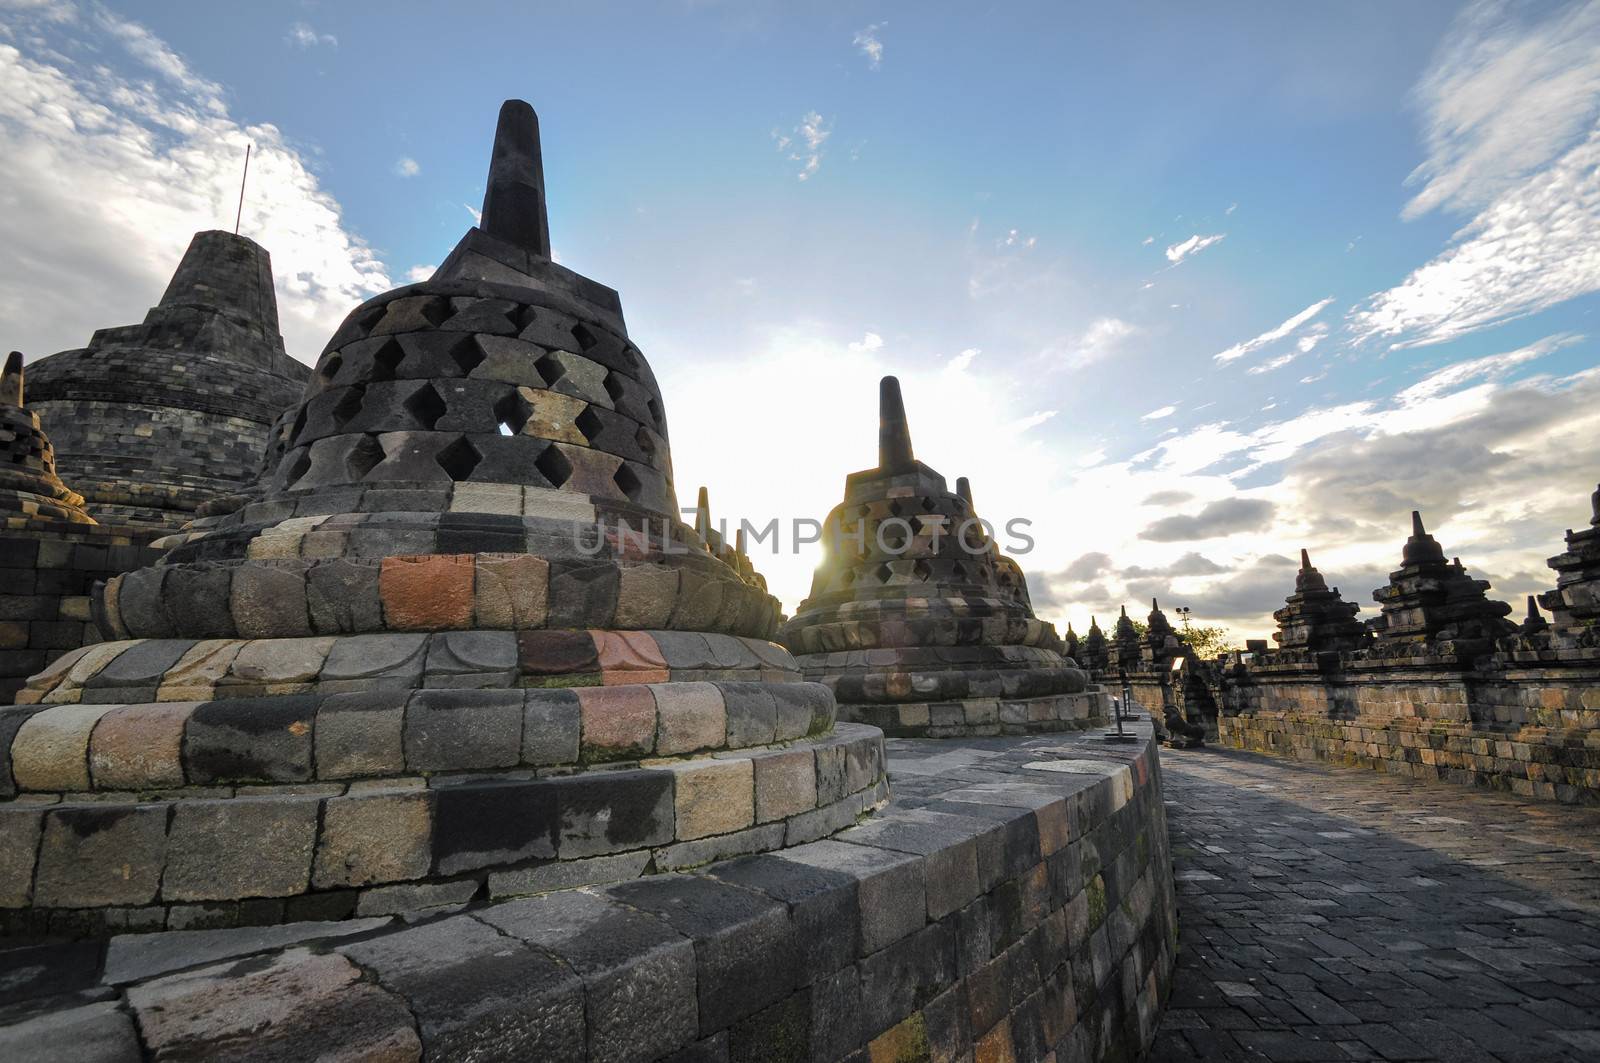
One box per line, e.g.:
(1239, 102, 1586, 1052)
(3, 0, 1599, 642)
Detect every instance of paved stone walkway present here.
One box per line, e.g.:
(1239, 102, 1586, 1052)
(1151, 747, 1600, 1062)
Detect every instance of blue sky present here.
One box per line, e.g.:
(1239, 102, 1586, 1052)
(4, 0, 1599, 639)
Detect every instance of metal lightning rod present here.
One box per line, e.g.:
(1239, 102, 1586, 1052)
(234, 143, 252, 235)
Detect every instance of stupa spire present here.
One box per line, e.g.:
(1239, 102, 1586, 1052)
(1, 350, 21, 407)
(878, 376, 915, 472)
(956, 476, 973, 507)
(479, 99, 551, 258)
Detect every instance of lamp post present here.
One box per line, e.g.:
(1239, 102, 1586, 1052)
(1103, 667, 1138, 743)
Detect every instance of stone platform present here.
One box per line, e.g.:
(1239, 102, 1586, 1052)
(0, 723, 1173, 1063)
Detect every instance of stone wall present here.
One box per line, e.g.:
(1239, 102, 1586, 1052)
(0, 525, 162, 705)
(0, 725, 1174, 1063)
(1212, 651, 1600, 805)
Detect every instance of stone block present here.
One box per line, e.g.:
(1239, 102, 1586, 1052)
(230, 563, 312, 638)
(379, 554, 474, 630)
(0, 807, 44, 906)
(430, 779, 559, 875)
(753, 748, 818, 822)
(547, 558, 620, 628)
(185, 696, 315, 784)
(404, 688, 523, 771)
(837, 808, 985, 921)
(779, 838, 926, 955)
(722, 683, 778, 747)
(103, 917, 392, 985)
(305, 558, 384, 634)
(129, 948, 420, 1062)
(314, 789, 433, 888)
(488, 850, 652, 897)
(117, 567, 174, 637)
(655, 822, 786, 872)
(87, 638, 192, 692)
(315, 690, 406, 778)
(422, 629, 518, 688)
(480, 890, 699, 1062)
(653, 630, 717, 670)
(706, 850, 860, 985)
(321, 632, 428, 690)
(354, 879, 479, 917)
(33, 804, 168, 908)
(856, 922, 957, 1038)
(338, 915, 585, 1060)
(655, 681, 727, 755)
(11, 704, 118, 791)
(609, 874, 800, 1036)
(518, 628, 600, 677)
(522, 689, 581, 766)
(616, 563, 679, 629)
(551, 769, 674, 858)
(451, 480, 524, 515)
(0, 1001, 141, 1063)
(224, 637, 335, 691)
(595, 629, 670, 684)
(671, 569, 724, 631)
(164, 565, 237, 640)
(474, 552, 549, 628)
(155, 640, 241, 701)
(577, 684, 657, 761)
(668, 758, 754, 840)
(89, 702, 194, 790)
(163, 795, 320, 901)
(770, 683, 828, 740)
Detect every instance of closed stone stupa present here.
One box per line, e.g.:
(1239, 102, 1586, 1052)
(0, 101, 885, 935)
(27, 229, 310, 529)
(1271, 549, 1367, 654)
(1368, 511, 1514, 647)
(781, 377, 1106, 736)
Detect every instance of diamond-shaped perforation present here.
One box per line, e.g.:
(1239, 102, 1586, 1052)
(319, 353, 343, 382)
(449, 335, 486, 376)
(492, 390, 532, 436)
(841, 569, 857, 586)
(602, 371, 626, 406)
(289, 404, 309, 444)
(613, 463, 643, 501)
(535, 445, 573, 488)
(646, 397, 662, 428)
(570, 322, 598, 351)
(534, 352, 568, 385)
(634, 425, 657, 461)
(345, 434, 385, 481)
(888, 500, 904, 517)
(920, 496, 937, 512)
(874, 562, 893, 584)
(435, 436, 481, 481)
(913, 559, 933, 582)
(283, 449, 312, 488)
(951, 562, 968, 581)
(371, 338, 405, 381)
(575, 406, 604, 444)
(352, 303, 387, 339)
(404, 383, 448, 430)
(421, 296, 453, 327)
(330, 386, 365, 429)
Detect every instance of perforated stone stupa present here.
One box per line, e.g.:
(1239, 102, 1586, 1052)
(0, 101, 885, 935)
(780, 376, 1105, 736)
(27, 230, 310, 529)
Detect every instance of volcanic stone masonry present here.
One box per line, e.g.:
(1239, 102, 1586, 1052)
(0, 100, 1176, 1063)
(0, 352, 164, 704)
(780, 377, 1109, 737)
(26, 229, 310, 529)
(1209, 505, 1600, 804)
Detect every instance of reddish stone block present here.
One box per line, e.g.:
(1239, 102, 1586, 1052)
(594, 630, 669, 685)
(379, 555, 474, 631)
(577, 685, 656, 761)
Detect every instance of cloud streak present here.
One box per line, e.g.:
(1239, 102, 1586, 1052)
(1164, 233, 1225, 264)
(1214, 297, 1335, 364)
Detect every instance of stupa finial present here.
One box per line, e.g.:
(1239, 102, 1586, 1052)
(1, 351, 22, 408)
(956, 476, 973, 507)
(878, 376, 915, 472)
(479, 99, 551, 258)
(694, 485, 711, 540)
(1300, 548, 1312, 570)
(1412, 510, 1426, 537)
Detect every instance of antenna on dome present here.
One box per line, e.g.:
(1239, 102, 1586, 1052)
(234, 143, 252, 235)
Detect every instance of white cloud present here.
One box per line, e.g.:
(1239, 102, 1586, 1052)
(775, 111, 831, 181)
(1141, 404, 1178, 421)
(1224, 202, 1238, 215)
(463, 203, 483, 224)
(394, 156, 419, 178)
(1141, 236, 1154, 246)
(1066, 317, 1138, 369)
(0, 3, 390, 363)
(286, 21, 337, 49)
(1164, 232, 1225, 264)
(947, 347, 979, 372)
(405, 264, 435, 283)
(1213, 296, 1335, 364)
(1403, 0, 1600, 219)
(1353, 2, 1600, 348)
(1245, 352, 1298, 375)
(852, 23, 884, 69)
(847, 331, 883, 353)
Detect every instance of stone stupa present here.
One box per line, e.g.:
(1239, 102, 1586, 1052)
(780, 377, 1105, 736)
(1271, 549, 1367, 654)
(27, 230, 310, 529)
(1368, 511, 1514, 647)
(0, 101, 885, 935)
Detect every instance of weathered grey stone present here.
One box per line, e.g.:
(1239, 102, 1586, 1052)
(185, 696, 315, 784)
(487, 850, 651, 898)
(422, 630, 518, 688)
(752, 748, 818, 822)
(320, 632, 427, 689)
(707, 851, 860, 987)
(0, 807, 44, 906)
(230, 563, 312, 638)
(313, 789, 433, 888)
(404, 689, 523, 771)
(777, 839, 926, 955)
(355, 879, 480, 917)
(128, 948, 421, 1062)
(521, 689, 580, 766)
(0, 1001, 141, 1063)
(33, 804, 168, 908)
(163, 796, 320, 901)
(306, 558, 385, 633)
(338, 915, 585, 1060)
(315, 690, 406, 778)
(430, 779, 558, 875)
(103, 917, 391, 984)
(552, 769, 674, 858)
(483, 890, 698, 1062)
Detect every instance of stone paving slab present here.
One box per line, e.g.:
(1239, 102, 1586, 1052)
(1152, 746, 1600, 1063)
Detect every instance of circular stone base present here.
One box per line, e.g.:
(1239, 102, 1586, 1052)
(837, 690, 1110, 738)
